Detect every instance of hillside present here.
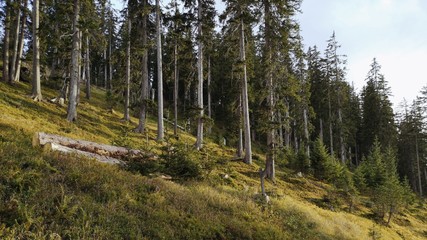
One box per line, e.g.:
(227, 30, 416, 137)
(0, 81, 426, 239)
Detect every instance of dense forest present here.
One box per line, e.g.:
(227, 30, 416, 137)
(1, 0, 426, 238)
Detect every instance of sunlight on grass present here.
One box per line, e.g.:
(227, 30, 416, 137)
(0, 81, 426, 239)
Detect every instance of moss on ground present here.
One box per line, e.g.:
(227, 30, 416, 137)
(0, 81, 426, 239)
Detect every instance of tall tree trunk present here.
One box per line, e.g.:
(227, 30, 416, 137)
(77, 30, 82, 105)
(293, 120, 298, 152)
(31, 0, 42, 100)
(319, 118, 324, 141)
(284, 101, 290, 147)
(415, 135, 423, 197)
(424, 168, 427, 192)
(10, 0, 21, 83)
(237, 94, 243, 158)
(108, 18, 113, 91)
(303, 108, 310, 157)
(85, 34, 91, 99)
(240, 20, 252, 164)
(195, 0, 204, 150)
(264, 0, 275, 180)
(335, 47, 345, 163)
(328, 86, 334, 156)
(173, 39, 179, 135)
(3, 0, 11, 82)
(124, 13, 131, 121)
(207, 56, 212, 134)
(278, 112, 284, 148)
(66, 0, 80, 122)
(156, 0, 164, 141)
(104, 48, 107, 89)
(14, 0, 27, 82)
(136, 0, 149, 133)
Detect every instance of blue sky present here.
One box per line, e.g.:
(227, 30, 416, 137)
(298, 0, 427, 108)
(112, 0, 427, 108)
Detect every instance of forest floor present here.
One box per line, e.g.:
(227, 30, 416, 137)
(0, 81, 426, 239)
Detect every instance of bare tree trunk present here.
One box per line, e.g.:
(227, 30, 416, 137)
(264, 0, 275, 181)
(284, 101, 290, 147)
(14, 0, 27, 82)
(303, 108, 310, 157)
(415, 135, 423, 197)
(328, 87, 334, 156)
(207, 57, 212, 134)
(85, 34, 91, 99)
(135, 0, 149, 133)
(293, 120, 298, 152)
(237, 94, 243, 158)
(108, 17, 113, 91)
(104, 48, 107, 89)
(278, 112, 284, 148)
(156, 0, 164, 141)
(3, 0, 11, 82)
(173, 42, 179, 135)
(77, 30, 82, 105)
(124, 13, 131, 121)
(31, 0, 42, 100)
(338, 103, 345, 163)
(424, 168, 427, 192)
(195, 0, 204, 150)
(10, 0, 21, 83)
(66, 0, 80, 122)
(319, 118, 323, 141)
(240, 20, 252, 164)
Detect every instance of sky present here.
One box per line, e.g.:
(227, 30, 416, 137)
(111, 0, 427, 109)
(298, 0, 427, 108)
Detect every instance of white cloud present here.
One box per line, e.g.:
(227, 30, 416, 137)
(298, 0, 427, 108)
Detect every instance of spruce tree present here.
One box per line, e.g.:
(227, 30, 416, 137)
(361, 58, 397, 157)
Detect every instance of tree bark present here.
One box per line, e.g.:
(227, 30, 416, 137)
(108, 14, 113, 91)
(124, 13, 131, 121)
(14, 0, 27, 82)
(66, 0, 80, 122)
(207, 56, 212, 134)
(303, 108, 310, 157)
(2, 0, 11, 82)
(135, 0, 149, 133)
(85, 34, 91, 99)
(264, 0, 275, 181)
(240, 20, 252, 164)
(328, 86, 334, 156)
(237, 94, 243, 158)
(156, 0, 164, 141)
(415, 135, 423, 197)
(104, 48, 107, 89)
(173, 37, 179, 135)
(43, 142, 125, 165)
(285, 103, 291, 148)
(319, 118, 324, 141)
(31, 0, 42, 100)
(10, 0, 21, 83)
(33, 132, 147, 159)
(195, 0, 204, 150)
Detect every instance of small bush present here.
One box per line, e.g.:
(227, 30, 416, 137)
(162, 144, 203, 180)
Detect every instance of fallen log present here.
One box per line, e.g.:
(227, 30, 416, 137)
(44, 142, 125, 165)
(32, 132, 155, 159)
(163, 118, 185, 131)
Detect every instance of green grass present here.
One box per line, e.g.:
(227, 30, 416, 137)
(0, 80, 426, 239)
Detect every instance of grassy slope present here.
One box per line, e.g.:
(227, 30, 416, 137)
(0, 81, 426, 239)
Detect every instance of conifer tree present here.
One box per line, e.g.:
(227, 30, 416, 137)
(361, 58, 397, 157)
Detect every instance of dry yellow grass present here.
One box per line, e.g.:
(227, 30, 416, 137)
(0, 81, 426, 239)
